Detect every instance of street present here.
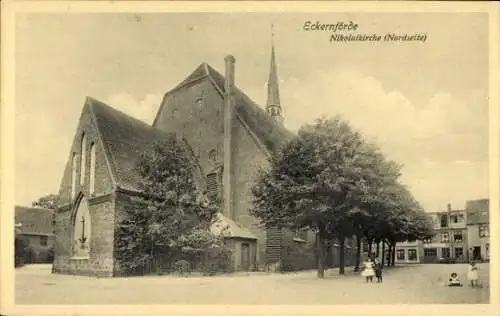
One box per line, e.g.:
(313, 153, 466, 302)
(16, 263, 489, 304)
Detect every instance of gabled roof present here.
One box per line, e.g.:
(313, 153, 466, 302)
(158, 62, 295, 154)
(210, 213, 258, 240)
(87, 97, 204, 192)
(15, 206, 54, 236)
(465, 198, 489, 225)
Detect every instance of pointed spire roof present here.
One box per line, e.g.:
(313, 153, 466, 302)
(266, 25, 282, 120)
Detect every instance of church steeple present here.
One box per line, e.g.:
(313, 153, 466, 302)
(266, 24, 284, 124)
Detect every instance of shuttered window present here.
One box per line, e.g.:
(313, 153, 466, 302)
(206, 173, 218, 197)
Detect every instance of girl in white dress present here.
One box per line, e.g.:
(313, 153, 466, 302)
(467, 261, 479, 287)
(361, 258, 375, 283)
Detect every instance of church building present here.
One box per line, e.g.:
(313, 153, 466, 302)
(53, 38, 315, 276)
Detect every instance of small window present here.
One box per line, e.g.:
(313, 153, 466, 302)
(408, 249, 417, 261)
(208, 149, 217, 162)
(440, 232, 449, 243)
(455, 247, 463, 258)
(441, 248, 450, 258)
(479, 225, 489, 237)
(40, 235, 48, 246)
(424, 248, 437, 257)
(396, 249, 405, 260)
(423, 237, 432, 244)
(453, 232, 463, 243)
(440, 215, 448, 228)
(195, 97, 204, 109)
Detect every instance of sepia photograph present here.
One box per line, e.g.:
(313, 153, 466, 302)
(1, 2, 498, 315)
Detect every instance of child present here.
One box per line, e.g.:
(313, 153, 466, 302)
(448, 272, 463, 287)
(468, 261, 479, 287)
(361, 258, 375, 283)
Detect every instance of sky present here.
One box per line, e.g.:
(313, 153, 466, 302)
(14, 12, 490, 212)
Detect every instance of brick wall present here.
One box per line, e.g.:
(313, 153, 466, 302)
(57, 102, 115, 208)
(53, 196, 115, 277)
(231, 118, 270, 267)
(154, 79, 225, 175)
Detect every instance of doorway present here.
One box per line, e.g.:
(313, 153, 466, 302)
(241, 243, 250, 271)
(473, 246, 481, 261)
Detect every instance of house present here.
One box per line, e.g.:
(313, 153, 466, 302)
(53, 40, 323, 276)
(15, 206, 55, 263)
(421, 204, 468, 263)
(465, 198, 489, 261)
(394, 240, 423, 264)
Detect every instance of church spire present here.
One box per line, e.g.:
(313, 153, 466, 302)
(266, 24, 283, 124)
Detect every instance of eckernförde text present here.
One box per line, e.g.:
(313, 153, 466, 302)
(302, 21, 428, 43)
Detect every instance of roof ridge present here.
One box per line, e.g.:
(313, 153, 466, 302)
(87, 96, 157, 130)
(15, 205, 54, 212)
(172, 62, 211, 91)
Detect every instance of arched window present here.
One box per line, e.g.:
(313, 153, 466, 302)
(89, 143, 96, 194)
(71, 153, 77, 199)
(72, 195, 91, 258)
(80, 134, 86, 185)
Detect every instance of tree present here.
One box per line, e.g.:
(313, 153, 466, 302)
(32, 194, 59, 209)
(115, 137, 219, 275)
(251, 116, 399, 278)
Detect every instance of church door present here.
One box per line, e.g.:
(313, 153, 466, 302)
(241, 243, 250, 271)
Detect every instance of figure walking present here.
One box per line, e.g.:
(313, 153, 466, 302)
(361, 256, 375, 283)
(374, 257, 383, 283)
(468, 260, 479, 287)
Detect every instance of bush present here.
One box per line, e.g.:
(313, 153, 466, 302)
(24, 247, 37, 264)
(15, 236, 27, 267)
(181, 246, 233, 275)
(281, 243, 316, 272)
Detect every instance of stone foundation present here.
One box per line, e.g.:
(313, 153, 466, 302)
(53, 256, 114, 277)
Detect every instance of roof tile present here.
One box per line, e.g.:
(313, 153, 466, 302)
(15, 206, 54, 235)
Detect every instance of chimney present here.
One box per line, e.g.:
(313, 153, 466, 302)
(223, 55, 235, 220)
(224, 55, 235, 92)
(447, 203, 452, 212)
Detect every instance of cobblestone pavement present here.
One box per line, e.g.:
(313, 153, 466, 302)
(16, 263, 489, 305)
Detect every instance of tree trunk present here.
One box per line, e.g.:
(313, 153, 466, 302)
(368, 239, 372, 254)
(339, 235, 345, 275)
(391, 243, 396, 266)
(316, 232, 326, 278)
(354, 234, 362, 272)
(385, 242, 391, 267)
(376, 241, 380, 258)
(381, 242, 386, 266)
